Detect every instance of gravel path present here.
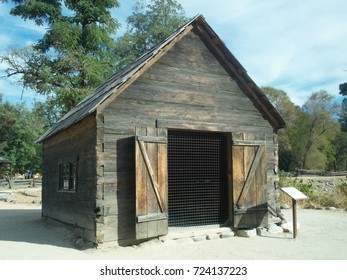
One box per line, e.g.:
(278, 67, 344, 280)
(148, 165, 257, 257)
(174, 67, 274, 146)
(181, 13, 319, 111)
(0, 201, 346, 260)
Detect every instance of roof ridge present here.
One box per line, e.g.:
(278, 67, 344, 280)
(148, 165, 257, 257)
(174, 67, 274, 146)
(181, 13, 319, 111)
(37, 13, 285, 143)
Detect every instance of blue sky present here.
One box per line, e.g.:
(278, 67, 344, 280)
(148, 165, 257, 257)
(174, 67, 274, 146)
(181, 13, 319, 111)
(1, 0, 346, 108)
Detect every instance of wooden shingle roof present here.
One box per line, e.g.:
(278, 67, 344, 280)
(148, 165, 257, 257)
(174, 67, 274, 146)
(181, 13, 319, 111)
(38, 14, 285, 143)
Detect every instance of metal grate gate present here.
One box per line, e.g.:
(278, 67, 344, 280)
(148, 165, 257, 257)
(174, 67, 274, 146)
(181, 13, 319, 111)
(168, 130, 228, 227)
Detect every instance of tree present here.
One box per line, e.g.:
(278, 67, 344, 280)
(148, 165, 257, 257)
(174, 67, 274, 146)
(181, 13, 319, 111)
(1, 0, 120, 116)
(262, 87, 299, 126)
(338, 96, 347, 132)
(332, 131, 347, 171)
(32, 98, 62, 129)
(339, 82, 347, 131)
(0, 95, 45, 174)
(292, 91, 340, 170)
(115, 0, 188, 69)
(339, 82, 347, 96)
(262, 87, 300, 171)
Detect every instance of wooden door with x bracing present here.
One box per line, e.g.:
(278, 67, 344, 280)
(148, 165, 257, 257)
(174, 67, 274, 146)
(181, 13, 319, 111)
(135, 127, 168, 240)
(232, 137, 267, 229)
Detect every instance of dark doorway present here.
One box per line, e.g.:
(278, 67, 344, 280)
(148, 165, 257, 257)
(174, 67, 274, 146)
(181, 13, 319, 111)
(167, 130, 228, 227)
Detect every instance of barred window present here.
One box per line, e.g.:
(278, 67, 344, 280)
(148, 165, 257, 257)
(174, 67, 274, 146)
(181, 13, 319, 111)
(59, 162, 77, 191)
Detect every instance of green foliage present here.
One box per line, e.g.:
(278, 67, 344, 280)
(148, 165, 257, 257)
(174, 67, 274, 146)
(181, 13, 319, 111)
(1, 0, 120, 116)
(115, 0, 188, 69)
(0, 165, 10, 179)
(279, 171, 314, 196)
(0, 0, 191, 177)
(262, 87, 299, 170)
(332, 132, 347, 171)
(32, 98, 62, 128)
(266, 89, 341, 171)
(339, 98, 347, 132)
(299, 91, 340, 169)
(338, 82, 347, 132)
(1, 1, 346, 177)
(0, 95, 45, 174)
(262, 86, 299, 126)
(339, 82, 347, 96)
(296, 182, 314, 197)
(279, 172, 347, 208)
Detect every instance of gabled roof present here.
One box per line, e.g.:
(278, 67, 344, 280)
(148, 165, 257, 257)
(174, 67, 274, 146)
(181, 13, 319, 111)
(0, 157, 11, 164)
(38, 14, 285, 143)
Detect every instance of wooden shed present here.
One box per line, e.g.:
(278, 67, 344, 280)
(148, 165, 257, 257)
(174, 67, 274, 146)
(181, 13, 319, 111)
(38, 15, 286, 246)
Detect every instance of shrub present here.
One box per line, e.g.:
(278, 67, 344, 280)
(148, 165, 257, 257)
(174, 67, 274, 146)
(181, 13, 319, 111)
(279, 172, 347, 208)
(279, 171, 313, 196)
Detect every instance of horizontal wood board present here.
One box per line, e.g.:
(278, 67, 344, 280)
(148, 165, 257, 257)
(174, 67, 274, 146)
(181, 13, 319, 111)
(95, 31, 280, 242)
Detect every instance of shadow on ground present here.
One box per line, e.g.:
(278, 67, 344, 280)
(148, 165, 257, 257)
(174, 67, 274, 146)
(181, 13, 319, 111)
(0, 209, 76, 249)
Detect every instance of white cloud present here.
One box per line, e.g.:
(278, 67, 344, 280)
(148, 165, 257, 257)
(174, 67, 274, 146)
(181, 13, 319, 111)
(178, 0, 347, 105)
(14, 21, 47, 35)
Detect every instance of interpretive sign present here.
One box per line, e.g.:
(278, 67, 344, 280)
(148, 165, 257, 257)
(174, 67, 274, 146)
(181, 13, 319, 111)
(281, 187, 308, 200)
(281, 187, 308, 238)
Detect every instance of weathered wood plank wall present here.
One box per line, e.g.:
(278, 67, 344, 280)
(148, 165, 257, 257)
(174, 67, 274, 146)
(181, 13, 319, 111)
(42, 114, 97, 242)
(95, 31, 279, 244)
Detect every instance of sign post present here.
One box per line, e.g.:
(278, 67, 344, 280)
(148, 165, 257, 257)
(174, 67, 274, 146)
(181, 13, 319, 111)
(280, 187, 308, 238)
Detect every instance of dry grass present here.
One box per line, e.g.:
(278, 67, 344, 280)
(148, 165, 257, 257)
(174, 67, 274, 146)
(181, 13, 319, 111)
(279, 172, 347, 209)
(311, 182, 347, 208)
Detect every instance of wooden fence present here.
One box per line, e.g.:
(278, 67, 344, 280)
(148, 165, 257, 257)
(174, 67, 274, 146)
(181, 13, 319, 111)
(0, 178, 42, 188)
(294, 169, 347, 177)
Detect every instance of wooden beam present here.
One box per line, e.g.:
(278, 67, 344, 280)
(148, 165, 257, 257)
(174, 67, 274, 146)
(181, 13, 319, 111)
(232, 140, 266, 146)
(137, 136, 167, 143)
(137, 213, 167, 223)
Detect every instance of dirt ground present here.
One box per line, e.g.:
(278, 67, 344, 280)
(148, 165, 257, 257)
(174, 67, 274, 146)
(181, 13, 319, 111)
(0, 192, 347, 260)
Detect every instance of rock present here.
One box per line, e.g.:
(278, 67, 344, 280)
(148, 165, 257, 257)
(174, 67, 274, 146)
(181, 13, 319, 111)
(206, 234, 220, 240)
(281, 222, 300, 233)
(267, 224, 283, 235)
(235, 229, 257, 238)
(256, 227, 268, 236)
(326, 207, 337, 211)
(23, 189, 39, 197)
(281, 222, 291, 232)
(305, 203, 316, 209)
(268, 216, 283, 224)
(193, 236, 206, 242)
(0, 192, 10, 201)
(220, 232, 234, 239)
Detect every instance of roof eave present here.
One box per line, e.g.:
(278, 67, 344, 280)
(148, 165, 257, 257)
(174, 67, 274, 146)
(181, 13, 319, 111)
(192, 17, 287, 130)
(37, 15, 202, 143)
(37, 13, 286, 143)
